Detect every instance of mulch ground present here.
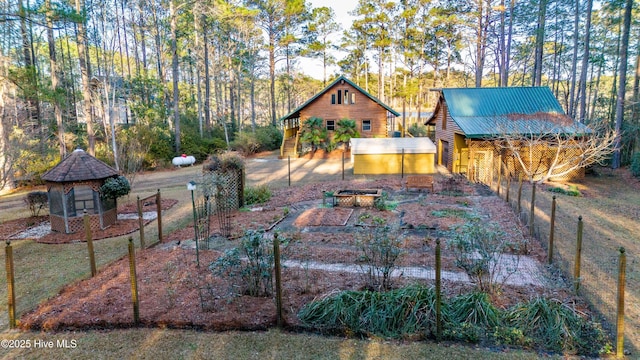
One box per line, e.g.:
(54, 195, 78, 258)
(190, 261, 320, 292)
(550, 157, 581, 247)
(293, 208, 353, 226)
(0, 199, 178, 244)
(14, 177, 584, 333)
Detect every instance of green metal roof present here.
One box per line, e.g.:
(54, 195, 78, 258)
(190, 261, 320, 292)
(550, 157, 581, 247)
(429, 87, 590, 138)
(280, 75, 400, 121)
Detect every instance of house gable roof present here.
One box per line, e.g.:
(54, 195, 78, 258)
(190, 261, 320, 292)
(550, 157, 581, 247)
(41, 149, 119, 183)
(426, 87, 589, 138)
(280, 75, 400, 121)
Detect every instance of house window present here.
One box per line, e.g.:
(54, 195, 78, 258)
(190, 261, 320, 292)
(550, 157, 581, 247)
(337, 90, 342, 104)
(331, 94, 336, 104)
(326, 120, 335, 131)
(344, 90, 349, 104)
(362, 120, 371, 131)
(350, 92, 356, 104)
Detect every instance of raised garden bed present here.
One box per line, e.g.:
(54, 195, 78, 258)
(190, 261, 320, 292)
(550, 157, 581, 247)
(334, 189, 382, 207)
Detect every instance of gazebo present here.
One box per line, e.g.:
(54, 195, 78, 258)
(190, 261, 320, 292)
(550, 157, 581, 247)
(41, 149, 119, 233)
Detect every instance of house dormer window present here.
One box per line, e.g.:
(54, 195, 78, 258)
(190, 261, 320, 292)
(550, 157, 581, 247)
(344, 90, 349, 104)
(337, 90, 342, 104)
(350, 92, 356, 104)
(331, 94, 336, 104)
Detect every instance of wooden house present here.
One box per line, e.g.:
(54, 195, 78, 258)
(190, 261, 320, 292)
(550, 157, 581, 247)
(280, 75, 400, 158)
(426, 87, 590, 182)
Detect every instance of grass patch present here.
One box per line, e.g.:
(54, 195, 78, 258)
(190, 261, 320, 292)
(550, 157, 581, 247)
(547, 184, 581, 197)
(1, 328, 550, 359)
(431, 208, 472, 219)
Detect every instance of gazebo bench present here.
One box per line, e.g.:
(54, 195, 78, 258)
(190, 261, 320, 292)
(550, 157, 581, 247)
(404, 175, 435, 193)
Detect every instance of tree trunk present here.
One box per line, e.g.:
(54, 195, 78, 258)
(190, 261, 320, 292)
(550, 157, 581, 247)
(250, 75, 256, 132)
(533, 0, 547, 86)
(505, 0, 515, 86)
(0, 58, 15, 191)
(19, 0, 40, 125)
(269, 24, 277, 126)
(475, 0, 486, 87)
(121, 0, 132, 77)
(152, 6, 164, 83)
(204, 27, 211, 128)
(612, 0, 633, 169)
(578, 0, 593, 123)
(46, 0, 66, 158)
(633, 40, 640, 131)
(76, 0, 95, 155)
(568, 0, 579, 117)
(170, 0, 181, 154)
(498, 0, 507, 87)
(589, 61, 602, 121)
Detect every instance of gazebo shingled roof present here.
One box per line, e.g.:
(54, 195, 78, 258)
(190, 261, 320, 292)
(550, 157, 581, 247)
(42, 149, 118, 183)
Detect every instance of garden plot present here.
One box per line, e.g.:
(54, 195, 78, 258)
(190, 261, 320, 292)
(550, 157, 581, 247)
(19, 179, 561, 333)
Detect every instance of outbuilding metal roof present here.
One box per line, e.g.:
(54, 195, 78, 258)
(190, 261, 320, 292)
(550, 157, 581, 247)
(350, 137, 436, 155)
(427, 87, 590, 138)
(41, 149, 119, 183)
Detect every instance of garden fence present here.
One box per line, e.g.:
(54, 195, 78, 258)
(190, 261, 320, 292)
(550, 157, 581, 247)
(482, 165, 636, 355)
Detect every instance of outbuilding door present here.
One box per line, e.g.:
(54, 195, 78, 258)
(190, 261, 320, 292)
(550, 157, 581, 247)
(440, 140, 449, 169)
(472, 151, 492, 183)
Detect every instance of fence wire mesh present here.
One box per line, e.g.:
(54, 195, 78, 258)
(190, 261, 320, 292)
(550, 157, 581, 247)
(489, 172, 638, 354)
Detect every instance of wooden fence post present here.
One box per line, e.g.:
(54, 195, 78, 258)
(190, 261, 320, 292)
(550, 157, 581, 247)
(616, 247, 626, 358)
(137, 196, 145, 249)
(529, 182, 536, 238)
(342, 152, 345, 180)
(288, 156, 291, 187)
(548, 196, 556, 264)
(497, 155, 502, 196)
(435, 238, 442, 342)
(156, 189, 163, 243)
(574, 216, 583, 293)
(401, 148, 405, 178)
(5, 241, 16, 329)
(128, 237, 140, 324)
(517, 174, 523, 214)
(84, 210, 97, 277)
(506, 176, 511, 203)
(273, 233, 284, 327)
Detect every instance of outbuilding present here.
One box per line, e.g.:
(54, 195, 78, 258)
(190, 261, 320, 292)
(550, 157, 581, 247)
(350, 137, 436, 175)
(41, 149, 120, 233)
(426, 87, 590, 182)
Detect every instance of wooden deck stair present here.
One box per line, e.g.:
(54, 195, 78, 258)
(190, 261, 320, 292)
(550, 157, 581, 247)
(280, 137, 298, 159)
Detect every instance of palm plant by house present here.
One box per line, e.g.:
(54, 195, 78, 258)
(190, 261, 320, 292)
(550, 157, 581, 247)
(300, 117, 327, 152)
(333, 118, 359, 150)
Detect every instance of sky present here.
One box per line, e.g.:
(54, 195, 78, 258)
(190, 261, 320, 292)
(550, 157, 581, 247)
(301, 0, 358, 80)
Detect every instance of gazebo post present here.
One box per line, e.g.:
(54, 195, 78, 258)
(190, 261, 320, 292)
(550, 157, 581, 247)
(62, 185, 70, 233)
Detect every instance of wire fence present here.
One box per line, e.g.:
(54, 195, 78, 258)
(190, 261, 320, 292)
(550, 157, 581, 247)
(484, 170, 637, 355)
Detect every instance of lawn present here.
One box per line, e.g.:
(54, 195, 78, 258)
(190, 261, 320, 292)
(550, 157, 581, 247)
(1, 328, 549, 359)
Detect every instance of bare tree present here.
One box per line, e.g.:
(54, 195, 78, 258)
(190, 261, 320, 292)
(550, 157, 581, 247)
(492, 118, 617, 183)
